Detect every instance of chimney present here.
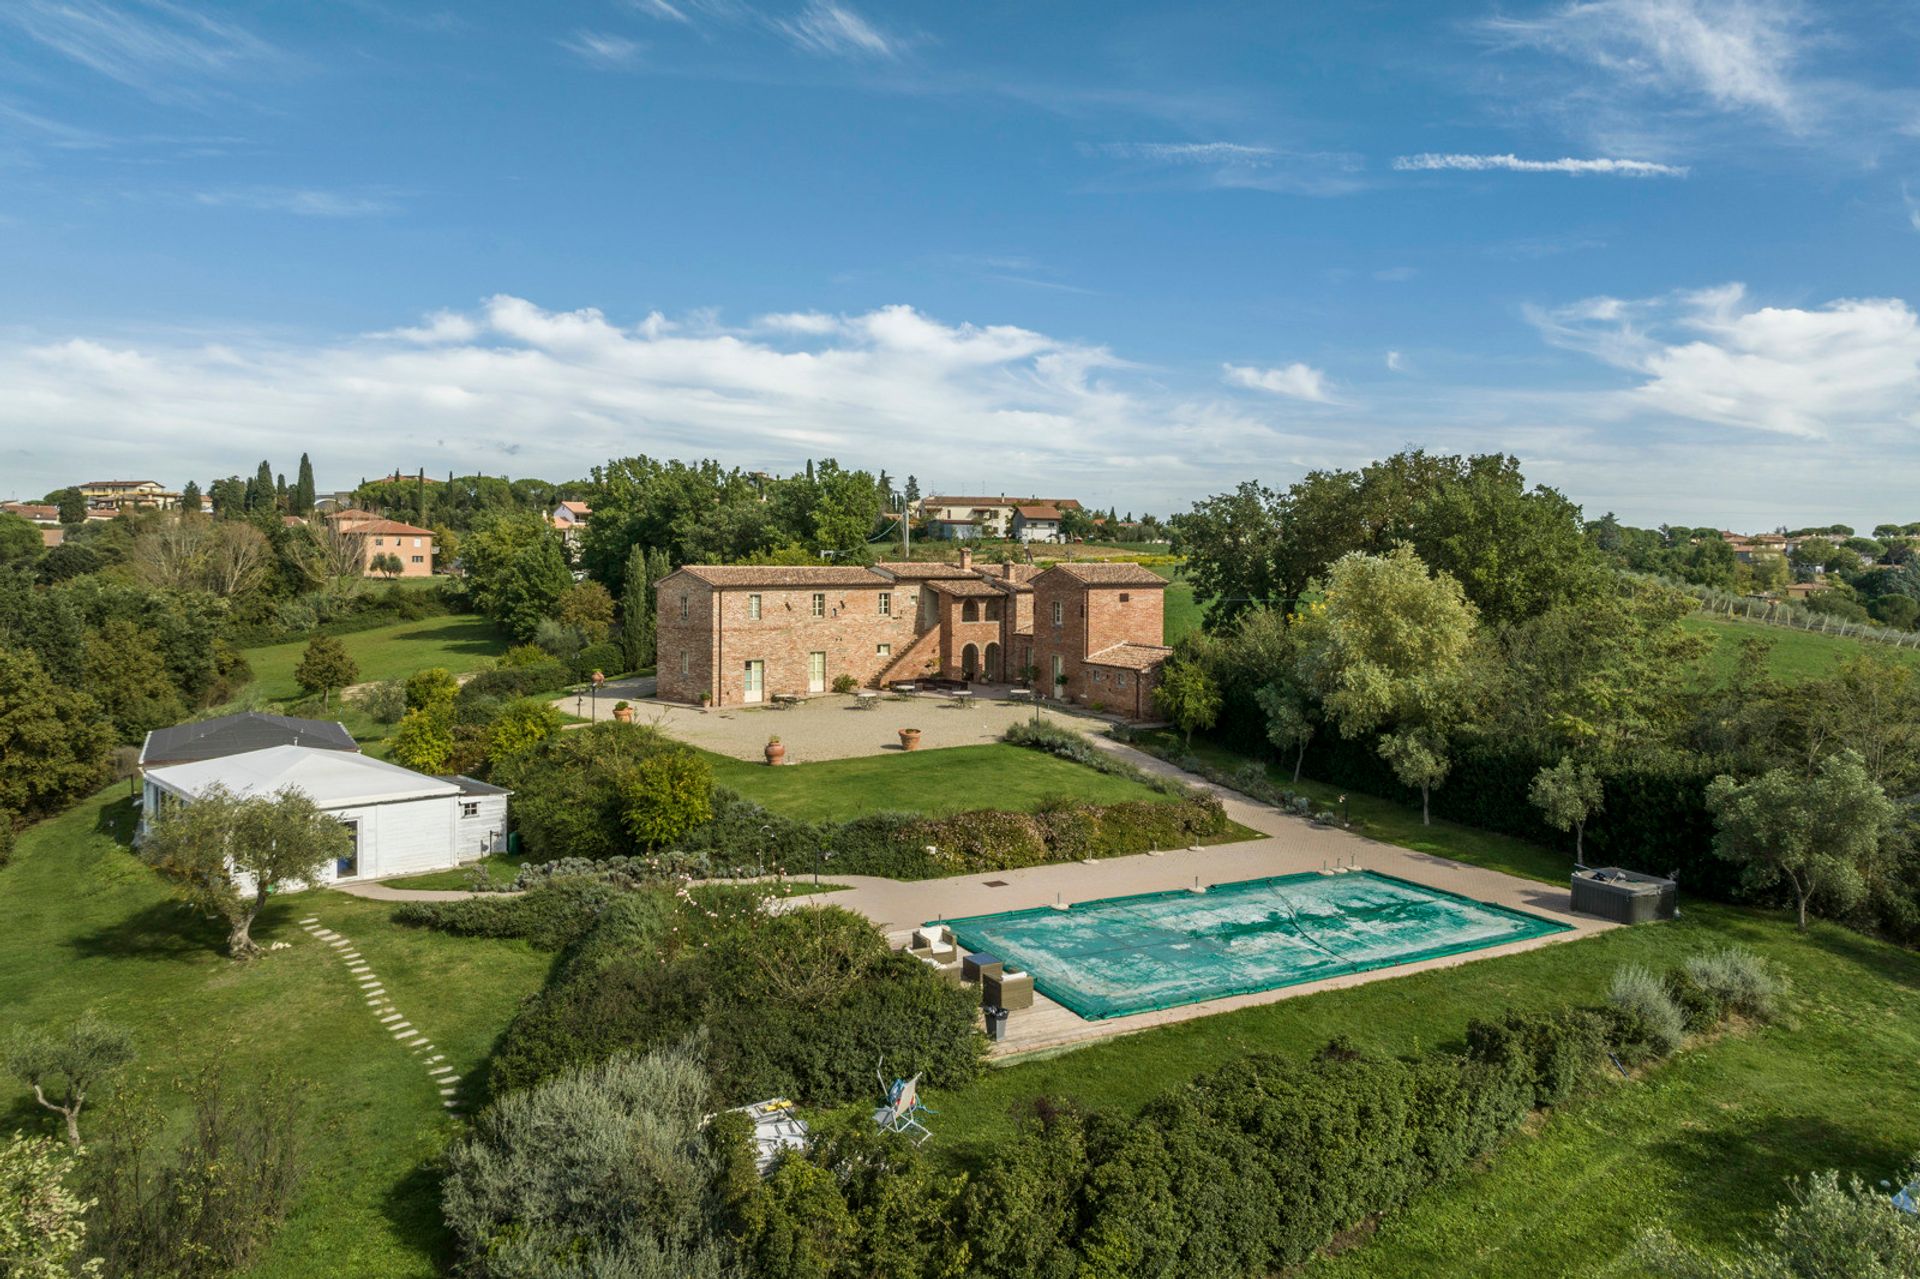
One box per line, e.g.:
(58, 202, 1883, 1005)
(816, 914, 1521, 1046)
(1002, 560, 1015, 580)
(959, 547, 973, 573)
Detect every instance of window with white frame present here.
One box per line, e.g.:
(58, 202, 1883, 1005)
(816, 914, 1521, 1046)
(748, 593, 762, 620)
(461, 801, 480, 818)
(411, 555, 423, 563)
(811, 592, 825, 617)
(878, 591, 891, 616)
(1051, 600, 1063, 626)
(414, 537, 423, 548)
(877, 643, 891, 656)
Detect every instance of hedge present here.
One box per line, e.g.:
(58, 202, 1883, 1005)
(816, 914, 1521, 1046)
(483, 887, 986, 1105)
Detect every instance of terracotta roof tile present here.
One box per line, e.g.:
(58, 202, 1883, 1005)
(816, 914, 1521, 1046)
(1041, 562, 1168, 586)
(344, 519, 434, 536)
(667, 565, 893, 588)
(1085, 642, 1173, 671)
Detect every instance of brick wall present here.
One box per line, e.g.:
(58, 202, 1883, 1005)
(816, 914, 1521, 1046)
(1028, 576, 1167, 709)
(657, 579, 926, 706)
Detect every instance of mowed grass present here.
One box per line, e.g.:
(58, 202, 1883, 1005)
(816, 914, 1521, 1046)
(0, 788, 554, 1279)
(241, 614, 511, 702)
(920, 735, 1920, 1274)
(1681, 613, 1920, 685)
(704, 742, 1194, 823)
(1144, 562, 1202, 643)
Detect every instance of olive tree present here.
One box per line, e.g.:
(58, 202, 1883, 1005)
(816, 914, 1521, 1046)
(1529, 756, 1605, 861)
(1705, 750, 1897, 930)
(139, 785, 351, 958)
(293, 633, 357, 710)
(5, 1013, 134, 1148)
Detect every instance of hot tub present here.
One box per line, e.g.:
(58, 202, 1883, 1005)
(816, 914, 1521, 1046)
(1571, 867, 1677, 924)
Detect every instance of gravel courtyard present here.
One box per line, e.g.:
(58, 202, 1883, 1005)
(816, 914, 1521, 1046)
(561, 688, 1111, 763)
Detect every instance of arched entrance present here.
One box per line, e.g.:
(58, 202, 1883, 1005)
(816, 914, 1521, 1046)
(960, 643, 980, 680)
(983, 641, 1001, 682)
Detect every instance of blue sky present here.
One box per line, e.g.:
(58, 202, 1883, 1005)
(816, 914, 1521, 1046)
(3, 0, 1919, 527)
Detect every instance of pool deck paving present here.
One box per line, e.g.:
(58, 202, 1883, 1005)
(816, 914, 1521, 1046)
(781, 734, 1616, 1057)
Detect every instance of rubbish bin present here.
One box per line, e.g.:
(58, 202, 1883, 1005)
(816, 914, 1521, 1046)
(508, 831, 521, 855)
(984, 1005, 1009, 1043)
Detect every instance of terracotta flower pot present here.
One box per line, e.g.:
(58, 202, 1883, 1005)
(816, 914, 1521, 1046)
(765, 740, 786, 765)
(899, 728, 922, 751)
(613, 706, 635, 723)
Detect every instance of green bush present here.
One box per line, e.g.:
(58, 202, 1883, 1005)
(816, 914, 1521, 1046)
(404, 666, 458, 711)
(356, 678, 407, 724)
(1680, 946, 1781, 1023)
(487, 891, 985, 1105)
(500, 643, 550, 668)
(1466, 1007, 1609, 1107)
(443, 1039, 735, 1279)
(391, 877, 617, 950)
(621, 749, 714, 849)
(1607, 964, 1687, 1059)
(491, 723, 678, 862)
(576, 640, 624, 680)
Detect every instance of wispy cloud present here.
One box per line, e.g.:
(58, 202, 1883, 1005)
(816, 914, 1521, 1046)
(1386, 350, 1407, 372)
(2, 0, 275, 100)
(1485, 0, 1806, 127)
(1089, 141, 1276, 166)
(625, 0, 692, 23)
(1393, 152, 1688, 177)
(560, 30, 645, 67)
(775, 2, 900, 59)
(192, 186, 397, 217)
(1223, 362, 1337, 403)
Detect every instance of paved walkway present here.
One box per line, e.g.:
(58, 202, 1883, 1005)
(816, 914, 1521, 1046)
(778, 737, 1612, 1056)
(331, 878, 495, 903)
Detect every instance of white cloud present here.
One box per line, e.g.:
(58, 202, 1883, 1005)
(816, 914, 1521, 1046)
(1386, 350, 1407, 372)
(1487, 0, 1806, 126)
(2, 0, 275, 100)
(1531, 283, 1920, 437)
(560, 30, 644, 67)
(755, 310, 842, 335)
(626, 0, 691, 22)
(192, 186, 397, 217)
(776, 2, 899, 59)
(1090, 142, 1276, 166)
(1393, 152, 1688, 177)
(1223, 362, 1336, 403)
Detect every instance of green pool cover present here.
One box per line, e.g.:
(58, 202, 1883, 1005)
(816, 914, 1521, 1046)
(940, 871, 1571, 1020)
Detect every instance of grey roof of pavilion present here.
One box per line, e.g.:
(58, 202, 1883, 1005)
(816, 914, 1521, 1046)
(139, 712, 359, 768)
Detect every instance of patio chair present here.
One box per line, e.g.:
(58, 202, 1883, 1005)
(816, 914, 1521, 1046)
(983, 969, 1034, 1010)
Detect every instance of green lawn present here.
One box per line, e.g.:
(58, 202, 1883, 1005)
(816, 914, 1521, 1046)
(240, 614, 511, 703)
(1143, 562, 1202, 643)
(0, 788, 554, 1279)
(704, 742, 1197, 823)
(916, 735, 1920, 1274)
(1681, 613, 1920, 685)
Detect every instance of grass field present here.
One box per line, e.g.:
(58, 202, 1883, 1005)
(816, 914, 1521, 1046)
(704, 742, 1196, 823)
(917, 738, 1920, 1275)
(0, 788, 554, 1278)
(1682, 612, 1920, 685)
(240, 614, 510, 702)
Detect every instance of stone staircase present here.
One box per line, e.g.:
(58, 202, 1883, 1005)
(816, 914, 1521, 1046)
(876, 624, 943, 686)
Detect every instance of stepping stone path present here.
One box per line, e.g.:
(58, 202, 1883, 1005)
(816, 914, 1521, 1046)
(298, 916, 464, 1115)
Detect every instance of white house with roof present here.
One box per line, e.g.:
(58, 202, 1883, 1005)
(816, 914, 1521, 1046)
(140, 745, 509, 887)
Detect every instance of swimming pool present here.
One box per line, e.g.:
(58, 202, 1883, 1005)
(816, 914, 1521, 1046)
(939, 871, 1570, 1020)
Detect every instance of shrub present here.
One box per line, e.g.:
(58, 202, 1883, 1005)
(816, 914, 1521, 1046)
(389, 705, 454, 773)
(576, 640, 624, 680)
(356, 677, 406, 724)
(1680, 946, 1781, 1023)
(1607, 964, 1687, 1059)
(458, 659, 571, 703)
(501, 643, 551, 668)
(1465, 1007, 1608, 1108)
(443, 1040, 734, 1279)
(486, 697, 563, 766)
(831, 673, 859, 694)
(392, 877, 618, 950)
(621, 749, 715, 849)
(491, 723, 677, 862)
(0, 811, 13, 868)
(404, 666, 458, 711)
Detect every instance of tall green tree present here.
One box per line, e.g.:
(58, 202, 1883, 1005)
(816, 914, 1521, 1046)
(464, 514, 575, 640)
(0, 648, 113, 819)
(53, 488, 86, 525)
(1706, 750, 1897, 930)
(249, 460, 274, 512)
(82, 618, 187, 742)
(620, 544, 667, 670)
(293, 453, 315, 515)
(294, 633, 358, 709)
(1153, 654, 1221, 747)
(179, 478, 202, 515)
(1296, 545, 1478, 824)
(1168, 480, 1288, 630)
(139, 785, 352, 959)
(0, 514, 40, 568)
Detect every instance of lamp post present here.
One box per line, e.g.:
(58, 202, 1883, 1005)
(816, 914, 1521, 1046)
(816, 846, 833, 889)
(1339, 794, 1348, 826)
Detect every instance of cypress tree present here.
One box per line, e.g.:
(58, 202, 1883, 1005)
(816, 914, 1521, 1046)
(295, 454, 315, 515)
(250, 460, 274, 511)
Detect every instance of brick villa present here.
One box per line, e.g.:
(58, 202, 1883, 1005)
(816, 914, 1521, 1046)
(655, 548, 1171, 718)
(325, 508, 436, 578)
